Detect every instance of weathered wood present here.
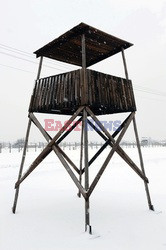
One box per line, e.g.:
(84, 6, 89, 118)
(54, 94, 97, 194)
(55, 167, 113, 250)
(15, 106, 84, 188)
(29, 113, 80, 174)
(121, 48, 129, 80)
(57, 118, 82, 144)
(29, 69, 136, 116)
(52, 143, 87, 199)
(86, 107, 148, 183)
(81, 34, 87, 105)
(133, 115, 154, 210)
(36, 56, 43, 80)
(13, 56, 43, 213)
(87, 111, 135, 198)
(29, 56, 43, 111)
(12, 118, 32, 213)
(81, 115, 129, 172)
(83, 108, 91, 233)
(78, 117, 84, 197)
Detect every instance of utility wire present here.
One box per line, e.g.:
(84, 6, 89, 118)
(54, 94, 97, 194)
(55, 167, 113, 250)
(0, 43, 75, 70)
(133, 86, 166, 97)
(0, 63, 34, 74)
(0, 43, 165, 98)
(0, 50, 68, 71)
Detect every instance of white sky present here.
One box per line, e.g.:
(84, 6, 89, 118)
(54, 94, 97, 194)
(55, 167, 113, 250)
(0, 0, 166, 142)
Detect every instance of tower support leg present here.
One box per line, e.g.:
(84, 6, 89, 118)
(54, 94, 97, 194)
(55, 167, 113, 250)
(12, 118, 32, 213)
(83, 108, 92, 234)
(133, 115, 154, 210)
(78, 116, 84, 197)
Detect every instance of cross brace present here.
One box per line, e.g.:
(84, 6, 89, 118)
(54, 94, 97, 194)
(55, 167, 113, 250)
(13, 106, 154, 234)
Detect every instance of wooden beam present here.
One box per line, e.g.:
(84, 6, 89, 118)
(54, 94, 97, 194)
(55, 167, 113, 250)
(15, 106, 84, 188)
(78, 115, 84, 197)
(51, 142, 87, 199)
(12, 118, 32, 213)
(57, 117, 82, 144)
(29, 113, 80, 174)
(87, 111, 134, 198)
(83, 108, 91, 233)
(121, 48, 129, 80)
(84, 115, 130, 170)
(86, 107, 148, 183)
(13, 56, 44, 213)
(81, 34, 87, 105)
(133, 115, 154, 210)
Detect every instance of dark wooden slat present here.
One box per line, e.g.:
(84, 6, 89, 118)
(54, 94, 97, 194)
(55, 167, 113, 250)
(30, 69, 136, 115)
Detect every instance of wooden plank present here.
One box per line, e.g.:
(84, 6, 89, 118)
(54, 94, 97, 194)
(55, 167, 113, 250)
(29, 80, 38, 111)
(43, 77, 49, 109)
(121, 78, 128, 110)
(128, 80, 136, 110)
(48, 75, 55, 110)
(52, 75, 58, 109)
(56, 74, 61, 106)
(38, 78, 44, 109)
(68, 72, 72, 107)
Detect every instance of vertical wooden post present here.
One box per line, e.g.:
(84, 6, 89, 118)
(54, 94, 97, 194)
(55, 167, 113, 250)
(81, 33, 91, 233)
(78, 117, 84, 198)
(36, 56, 43, 80)
(12, 118, 32, 213)
(81, 34, 87, 105)
(121, 48, 129, 80)
(12, 56, 43, 213)
(133, 115, 154, 210)
(83, 108, 92, 234)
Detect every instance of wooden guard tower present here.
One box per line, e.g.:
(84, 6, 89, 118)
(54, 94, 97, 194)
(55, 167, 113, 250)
(13, 23, 154, 233)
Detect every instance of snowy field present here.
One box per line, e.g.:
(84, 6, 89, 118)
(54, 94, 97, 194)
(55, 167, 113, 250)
(0, 146, 166, 250)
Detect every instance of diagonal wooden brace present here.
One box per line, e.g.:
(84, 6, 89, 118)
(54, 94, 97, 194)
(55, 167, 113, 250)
(30, 113, 86, 199)
(87, 111, 135, 198)
(86, 107, 149, 183)
(81, 115, 129, 173)
(15, 106, 84, 188)
(30, 113, 80, 174)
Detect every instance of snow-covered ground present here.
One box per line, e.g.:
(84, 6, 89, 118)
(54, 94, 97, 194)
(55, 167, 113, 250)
(0, 146, 166, 250)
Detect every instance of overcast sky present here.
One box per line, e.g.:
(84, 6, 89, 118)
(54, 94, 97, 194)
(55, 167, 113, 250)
(0, 0, 166, 143)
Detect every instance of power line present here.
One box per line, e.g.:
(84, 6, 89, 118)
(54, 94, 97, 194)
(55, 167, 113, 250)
(0, 50, 68, 72)
(135, 93, 166, 102)
(0, 43, 166, 98)
(133, 86, 166, 97)
(0, 43, 74, 70)
(0, 63, 34, 74)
